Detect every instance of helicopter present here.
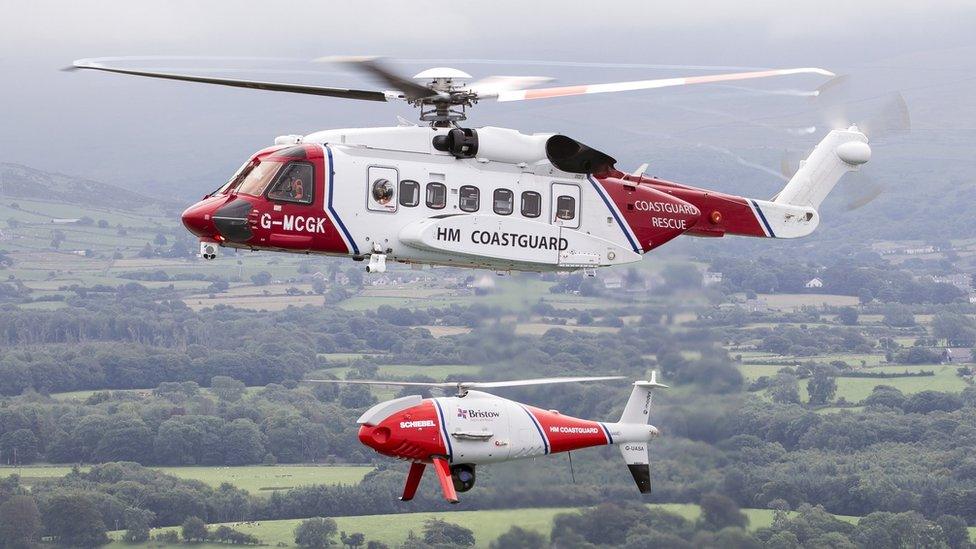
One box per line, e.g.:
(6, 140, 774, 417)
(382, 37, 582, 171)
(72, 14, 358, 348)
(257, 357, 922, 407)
(71, 57, 872, 274)
(309, 374, 667, 503)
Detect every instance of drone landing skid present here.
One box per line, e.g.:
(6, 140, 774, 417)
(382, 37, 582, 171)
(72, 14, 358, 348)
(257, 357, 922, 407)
(431, 456, 459, 504)
(399, 462, 426, 502)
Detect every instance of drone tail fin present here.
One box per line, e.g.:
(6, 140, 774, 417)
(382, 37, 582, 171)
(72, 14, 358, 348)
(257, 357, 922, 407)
(615, 373, 667, 494)
(619, 371, 668, 424)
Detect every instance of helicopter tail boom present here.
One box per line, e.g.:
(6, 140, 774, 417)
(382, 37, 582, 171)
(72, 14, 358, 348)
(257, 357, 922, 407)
(669, 127, 870, 240)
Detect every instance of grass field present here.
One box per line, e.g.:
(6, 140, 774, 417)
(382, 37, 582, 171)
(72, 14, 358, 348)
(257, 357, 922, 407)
(742, 363, 969, 404)
(757, 293, 859, 310)
(0, 465, 373, 493)
(739, 353, 887, 369)
(153, 465, 373, 493)
(803, 365, 967, 403)
(105, 503, 866, 548)
(338, 278, 612, 313)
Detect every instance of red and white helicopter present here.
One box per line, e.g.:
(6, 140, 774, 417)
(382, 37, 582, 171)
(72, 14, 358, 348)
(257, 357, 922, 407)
(311, 374, 666, 503)
(72, 57, 872, 273)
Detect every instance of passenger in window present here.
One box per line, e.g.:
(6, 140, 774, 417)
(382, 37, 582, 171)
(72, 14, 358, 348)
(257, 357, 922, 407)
(372, 179, 394, 205)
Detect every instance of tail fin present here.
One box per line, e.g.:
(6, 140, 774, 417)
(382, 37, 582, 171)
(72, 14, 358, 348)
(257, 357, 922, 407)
(619, 371, 668, 424)
(618, 372, 667, 494)
(742, 126, 870, 239)
(774, 126, 871, 209)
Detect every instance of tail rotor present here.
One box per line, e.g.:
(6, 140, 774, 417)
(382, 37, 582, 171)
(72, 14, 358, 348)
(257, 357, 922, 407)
(781, 75, 912, 211)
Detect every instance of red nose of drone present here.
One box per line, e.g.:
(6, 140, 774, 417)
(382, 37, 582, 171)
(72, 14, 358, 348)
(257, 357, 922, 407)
(358, 425, 390, 449)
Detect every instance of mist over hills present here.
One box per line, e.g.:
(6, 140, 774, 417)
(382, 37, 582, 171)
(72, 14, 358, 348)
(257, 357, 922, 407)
(0, 162, 184, 213)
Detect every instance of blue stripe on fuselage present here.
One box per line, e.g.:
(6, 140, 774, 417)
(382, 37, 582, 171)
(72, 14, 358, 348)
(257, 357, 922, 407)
(324, 145, 359, 255)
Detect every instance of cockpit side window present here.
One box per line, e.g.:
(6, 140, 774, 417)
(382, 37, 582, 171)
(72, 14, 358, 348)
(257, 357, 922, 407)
(237, 161, 283, 197)
(266, 162, 314, 204)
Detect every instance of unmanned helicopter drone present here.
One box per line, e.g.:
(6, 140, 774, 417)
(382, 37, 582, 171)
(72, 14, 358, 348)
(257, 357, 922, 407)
(310, 374, 667, 503)
(71, 57, 874, 273)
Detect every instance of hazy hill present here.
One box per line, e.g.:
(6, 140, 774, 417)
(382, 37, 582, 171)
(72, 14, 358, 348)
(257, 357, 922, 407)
(0, 162, 184, 212)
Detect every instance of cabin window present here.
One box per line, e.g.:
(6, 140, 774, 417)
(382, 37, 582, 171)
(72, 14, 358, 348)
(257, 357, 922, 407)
(459, 185, 480, 212)
(371, 178, 394, 205)
(266, 162, 313, 204)
(555, 195, 576, 221)
(493, 189, 514, 215)
(521, 191, 542, 218)
(426, 182, 447, 209)
(237, 160, 283, 197)
(399, 180, 420, 207)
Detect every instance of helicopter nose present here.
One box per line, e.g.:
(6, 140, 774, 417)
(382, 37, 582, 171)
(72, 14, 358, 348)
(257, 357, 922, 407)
(181, 201, 214, 238)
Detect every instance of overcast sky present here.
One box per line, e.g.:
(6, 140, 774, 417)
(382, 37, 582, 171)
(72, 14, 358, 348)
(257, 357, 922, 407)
(2, 0, 974, 196)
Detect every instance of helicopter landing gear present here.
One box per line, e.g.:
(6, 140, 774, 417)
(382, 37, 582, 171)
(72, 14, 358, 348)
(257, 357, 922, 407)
(200, 241, 219, 260)
(366, 253, 387, 273)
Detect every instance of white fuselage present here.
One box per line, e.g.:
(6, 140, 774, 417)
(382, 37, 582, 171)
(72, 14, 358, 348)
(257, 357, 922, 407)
(303, 126, 644, 271)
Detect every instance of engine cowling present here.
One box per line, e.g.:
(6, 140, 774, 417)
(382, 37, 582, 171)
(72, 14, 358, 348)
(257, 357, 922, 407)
(433, 127, 616, 174)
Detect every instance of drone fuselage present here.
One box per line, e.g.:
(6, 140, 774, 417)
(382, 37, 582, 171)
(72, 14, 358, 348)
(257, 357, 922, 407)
(181, 125, 824, 272)
(357, 390, 655, 465)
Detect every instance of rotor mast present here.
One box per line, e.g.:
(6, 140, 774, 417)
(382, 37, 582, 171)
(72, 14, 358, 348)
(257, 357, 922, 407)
(412, 67, 476, 127)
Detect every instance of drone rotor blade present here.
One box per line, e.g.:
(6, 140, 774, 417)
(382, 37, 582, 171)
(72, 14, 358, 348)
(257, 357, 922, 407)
(70, 58, 391, 102)
(465, 376, 626, 389)
(306, 376, 626, 391)
(494, 67, 835, 102)
(305, 379, 457, 388)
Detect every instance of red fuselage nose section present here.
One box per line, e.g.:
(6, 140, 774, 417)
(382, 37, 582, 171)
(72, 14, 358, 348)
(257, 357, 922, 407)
(358, 401, 446, 461)
(180, 195, 227, 239)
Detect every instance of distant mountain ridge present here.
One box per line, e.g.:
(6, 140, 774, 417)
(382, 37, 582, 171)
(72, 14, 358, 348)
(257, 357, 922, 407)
(0, 163, 184, 212)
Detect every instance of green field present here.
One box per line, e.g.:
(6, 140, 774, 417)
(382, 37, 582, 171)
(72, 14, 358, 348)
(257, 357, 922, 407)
(338, 278, 611, 313)
(739, 353, 887, 369)
(742, 363, 969, 404)
(0, 465, 373, 493)
(756, 293, 859, 310)
(803, 365, 968, 403)
(106, 504, 864, 548)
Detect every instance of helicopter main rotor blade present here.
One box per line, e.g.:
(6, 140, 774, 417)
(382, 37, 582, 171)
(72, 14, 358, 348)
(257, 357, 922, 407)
(317, 56, 445, 102)
(492, 67, 835, 102)
(69, 58, 392, 102)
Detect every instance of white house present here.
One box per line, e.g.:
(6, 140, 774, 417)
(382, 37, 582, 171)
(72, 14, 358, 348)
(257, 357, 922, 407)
(703, 271, 724, 286)
(804, 277, 824, 289)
